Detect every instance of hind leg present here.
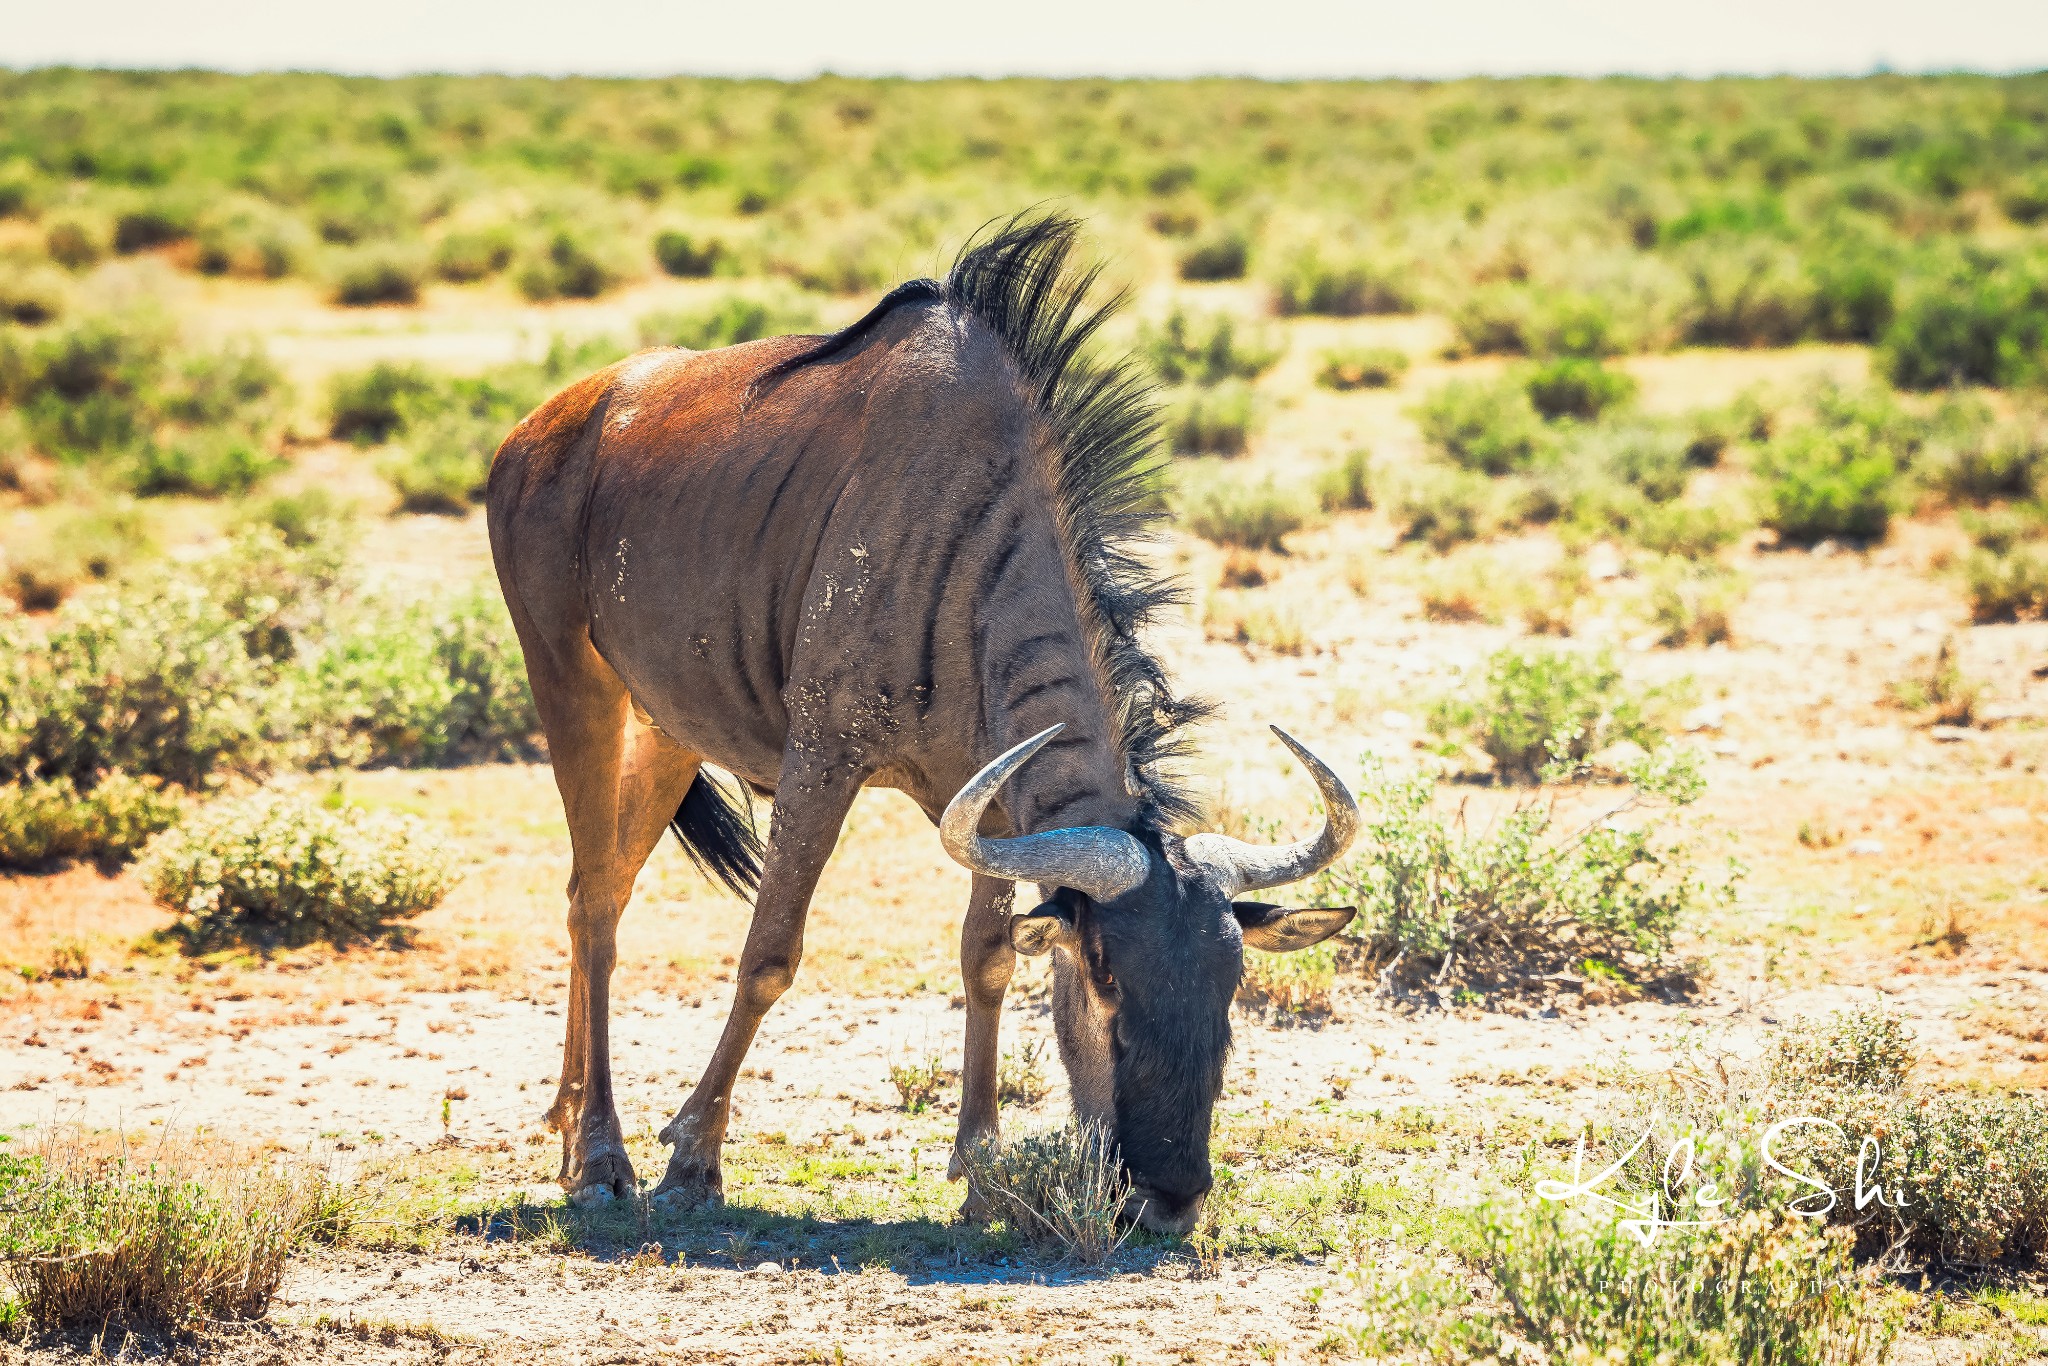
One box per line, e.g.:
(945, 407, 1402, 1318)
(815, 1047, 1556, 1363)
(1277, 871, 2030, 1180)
(531, 648, 699, 1203)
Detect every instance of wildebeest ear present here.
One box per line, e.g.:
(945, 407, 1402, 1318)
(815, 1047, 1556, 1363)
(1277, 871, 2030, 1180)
(1232, 902, 1356, 953)
(1010, 901, 1076, 956)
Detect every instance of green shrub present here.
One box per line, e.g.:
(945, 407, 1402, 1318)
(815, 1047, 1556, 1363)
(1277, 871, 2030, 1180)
(0, 773, 183, 870)
(1271, 248, 1415, 317)
(1175, 228, 1249, 282)
(955, 1123, 1130, 1265)
(0, 1129, 335, 1334)
(1473, 1203, 1892, 1366)
(111, 201, 196, 254)
(1578, 421, 1693, 503)
(327, 361, 438, 443)
(1391, 464, 1496, 549)
(43, 214, 107, 271)
(136, 787, 459, 948)
(1426, 644, 1684, 783)
(1963, 544, 2048, 622)
(1675, 242, 1816, 347)
(1806, 243, 1898, 342)
(431, 226, 516, 283)
(1755, 426, 1901, 545)
(159, 341, 289, 431)
(1160, 382, 1256, 456)
(1413, 377, 1549, 474)
(1925, 415, 2047, 504)
(1521, 357, 1636, 422)
(0, 266, 65, 325)
(1958, 502, 2048, 553)
(514, 226, 627, 300)
(381, 434, 483, 514)
(305, 589, 542, 768)
(1628, 500, 1748, 558)
(653, 229, 723, 278)
(193, 201, 310, 279)
(1764, 1005, 1915, 1092)
(1881, 258, 2048, 390)
(1313, 449, 1373, 512)
(124, 431, 281, 498)
(637, 295, 818, 350)
(1681, 392, 1774, 464)
(0, 500, 153, 610)
(1136, 309, 1282, 386)
(1643, 560, 1745, 646)
(1314, 345, 1408, 391)
(1306, 752, 1724, 990)
(328, 244, 426, 306)
(1450, 285, 1625, 359)
(1180, 471, 1309, 551)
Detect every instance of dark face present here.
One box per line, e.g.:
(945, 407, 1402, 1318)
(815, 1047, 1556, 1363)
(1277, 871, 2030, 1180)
(1010, 836, 1354, 1235)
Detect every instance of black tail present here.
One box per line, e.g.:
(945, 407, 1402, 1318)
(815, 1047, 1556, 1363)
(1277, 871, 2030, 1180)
(670, 770, 764, 900)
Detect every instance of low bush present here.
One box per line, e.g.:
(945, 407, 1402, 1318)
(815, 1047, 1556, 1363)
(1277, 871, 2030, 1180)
(514, 226, 628, 301)
(1881, 256, 2048, 390)
(1449, 284, 1626, 359)
(327, 361, 439, 443)
(653, 229, 723, 278)
(1413, 377, 1549, 474)
(955, 1123, 1130, 1264)
(1238, 941, 1336, 1015)
(0, 773, 183, 870)
(1625, 1007, 2048, 1265)
(1136, 309, 1282, 386)
(1180, 472, 1307, 551)
(0, 500, 153, 610)
(304, 589, 542, 768)
(0, 266, 65, 325)
(136, 787, 458, 948)
(431, 226, 516, 283)
(1306, 751, 1725, 992)
(0, 1128, 335, 1334)
(43, 214, 107, 271)
(1674, 241, 1817, 347)
(1521, 357, 1636, 422)
(886, 1051, 953, 1114)
(637, 295, 819, 350)
(1270, 249, 1415, 317)
(1426, 643, 1685, 783)
(1313, 449, 1372, 512)
(1957, 502, 2048, 554)
(1159, 382, 1256, 456)
(1314, 345, 1408, 391)
(1470, 1203, 1892, 1366)
(1963, 544, 2048, 622)
(111, 201, 195, 255)
(1642, 559, 1745, 646)
(125, 431, 281, 497)
(1754, 426, 1901, 545)
(1627, 499, 1749, 558)
(194, 200, 310, 279)
(1390, 463, 1496, 550)
(1175, 228, 1249, 282)
(1924, 414, 2047, 504)
(1681, 391, 1774, 465)
(328, 244, 426, 307)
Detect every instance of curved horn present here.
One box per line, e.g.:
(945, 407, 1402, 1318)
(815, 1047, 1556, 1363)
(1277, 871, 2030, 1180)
(1184, 727, 1359, 897)
(940, 725, 1151, 903)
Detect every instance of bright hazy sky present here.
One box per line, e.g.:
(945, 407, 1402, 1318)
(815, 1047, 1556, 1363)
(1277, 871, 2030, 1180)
(4, 1, 2046, 80)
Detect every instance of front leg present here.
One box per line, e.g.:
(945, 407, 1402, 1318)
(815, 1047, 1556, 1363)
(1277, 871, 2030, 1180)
(653, 763, 863, 1203)
(950, 873, 1017, 1215)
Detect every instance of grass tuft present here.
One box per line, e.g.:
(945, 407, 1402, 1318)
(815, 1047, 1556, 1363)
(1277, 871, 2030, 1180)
(957, 1122, 1131, 1264)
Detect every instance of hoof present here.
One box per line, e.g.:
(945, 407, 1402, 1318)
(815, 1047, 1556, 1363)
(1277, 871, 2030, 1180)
(558, 1148, 636, 1204)
(651, 1158, 724, 1207)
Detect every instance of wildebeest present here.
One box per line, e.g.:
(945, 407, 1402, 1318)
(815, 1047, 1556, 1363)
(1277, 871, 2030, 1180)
(486, 215, 1359, 1234)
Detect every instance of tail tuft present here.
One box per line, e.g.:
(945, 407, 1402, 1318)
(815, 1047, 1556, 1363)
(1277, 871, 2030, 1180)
(670, 770, 764, 900)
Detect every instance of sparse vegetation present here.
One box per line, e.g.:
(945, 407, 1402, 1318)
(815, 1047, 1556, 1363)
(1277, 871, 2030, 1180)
(956, 1123, 1130, 1264)
(1308, 751, 1727, 994)
(1315, 345, 1409, 391)
(135, 786, 459, 949)
(1179, 471, 1309, 551)
(1425, 643, 1687, 782)
(1159, 382, 1257, 456)
(0, 1128, 336, 1334)
(1137, 309, 1282, 386)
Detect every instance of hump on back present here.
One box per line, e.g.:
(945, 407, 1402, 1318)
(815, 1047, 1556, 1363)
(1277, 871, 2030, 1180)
(486, 214, 1363, 1235)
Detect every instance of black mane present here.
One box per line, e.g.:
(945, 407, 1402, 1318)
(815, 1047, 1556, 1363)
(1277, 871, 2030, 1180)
(766, 214, 1212, 829)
